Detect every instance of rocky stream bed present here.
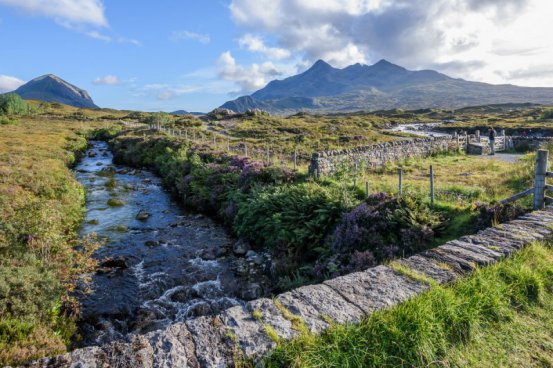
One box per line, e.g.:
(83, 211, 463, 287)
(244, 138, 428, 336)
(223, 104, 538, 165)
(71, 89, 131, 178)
(74, 141, 271, 347)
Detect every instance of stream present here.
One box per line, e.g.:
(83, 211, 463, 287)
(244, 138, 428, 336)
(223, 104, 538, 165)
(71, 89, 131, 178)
(74, 141, 269, 346)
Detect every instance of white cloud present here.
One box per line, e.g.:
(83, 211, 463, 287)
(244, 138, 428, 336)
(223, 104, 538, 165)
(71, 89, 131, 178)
(238, 34, 290, 59)
(229, 0, 553, 87)
(217, 51, 288, 93)
(171, 30, 211, 44)
(118, 37, 142, 46)
(92, 75, 120, 85)
(0, 75, 25, 93)
(86, 30, 111, 42)
(0, 0, 107, 27)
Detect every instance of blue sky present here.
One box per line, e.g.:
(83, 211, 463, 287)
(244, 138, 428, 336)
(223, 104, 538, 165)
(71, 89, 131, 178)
(1, 0, 553, 112)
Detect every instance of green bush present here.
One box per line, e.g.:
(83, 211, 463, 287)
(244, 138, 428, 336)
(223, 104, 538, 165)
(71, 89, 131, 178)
(540, 108, 553, 120)
(0, 116, 18, 125)
(142, 112, 173, 126)
(233, 183, 350, 260)
(0, 94, 32, 115)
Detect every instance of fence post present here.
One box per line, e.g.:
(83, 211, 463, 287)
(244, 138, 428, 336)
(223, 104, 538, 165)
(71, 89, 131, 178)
(365, 181, 369, 199)
(430, 165, 435, 208)
(293, 150, 297, 171)
(398, 168, 403, 195)
(533, 149, 548, 210)
(475, 130, 480, 142)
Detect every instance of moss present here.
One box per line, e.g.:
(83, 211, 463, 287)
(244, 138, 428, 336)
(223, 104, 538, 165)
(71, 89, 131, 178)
(107, 198, 125, 207)
(252, 309, 262, 321)
(388, 261, 438, 286)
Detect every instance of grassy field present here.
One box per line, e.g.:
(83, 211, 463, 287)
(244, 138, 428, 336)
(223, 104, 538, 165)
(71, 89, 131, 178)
(263, 241, 553, 367)
(0, 113, 112, 365)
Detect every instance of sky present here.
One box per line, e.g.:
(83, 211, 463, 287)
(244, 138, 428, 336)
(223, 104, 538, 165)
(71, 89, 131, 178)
(1, 0, 553, 112)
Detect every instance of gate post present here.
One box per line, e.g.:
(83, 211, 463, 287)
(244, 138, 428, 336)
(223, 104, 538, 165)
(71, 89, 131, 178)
(533, 149, 548, 210)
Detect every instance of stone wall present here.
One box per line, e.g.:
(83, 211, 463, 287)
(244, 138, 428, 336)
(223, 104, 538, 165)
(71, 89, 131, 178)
(309, 136, 462, 176)
(511, 136, 553, 151)
(30, 208, 553, 367)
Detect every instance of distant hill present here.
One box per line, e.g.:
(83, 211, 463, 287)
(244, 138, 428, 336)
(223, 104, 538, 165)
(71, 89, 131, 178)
(11, 74, 98, 108)
(171, 110, 204, 116)
(221, 59, 553, 115)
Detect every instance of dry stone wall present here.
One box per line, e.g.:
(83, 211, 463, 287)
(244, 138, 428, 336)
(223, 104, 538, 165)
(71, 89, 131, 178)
(309, 136, 462, 176)
(27, 207, 553, 368)
(511, 136, 553, 151)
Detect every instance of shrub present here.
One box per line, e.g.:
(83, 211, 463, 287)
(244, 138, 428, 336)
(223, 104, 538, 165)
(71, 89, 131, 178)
(0, 116, 18, 125)
(540, 108, 553, 120)
(474, 202, 525, 230)
(233, 183, 349, 261)
(142, 112, 173, 126)
(0, 94, 32, 115)
(330, 193, 444, 273)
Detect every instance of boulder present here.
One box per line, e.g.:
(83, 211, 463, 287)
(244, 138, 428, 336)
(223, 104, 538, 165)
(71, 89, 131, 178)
(233, 239, 249, 256)
(136, 210, 151, 221)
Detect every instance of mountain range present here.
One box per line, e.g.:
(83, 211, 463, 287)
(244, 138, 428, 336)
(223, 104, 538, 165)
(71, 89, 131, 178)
(221, 59, 553, 114)
(9, 74, 98, 108)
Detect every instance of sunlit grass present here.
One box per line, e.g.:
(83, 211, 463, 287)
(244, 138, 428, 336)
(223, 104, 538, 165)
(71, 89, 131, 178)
(263, 241, 553, 367)
(0, 115, 109, 366)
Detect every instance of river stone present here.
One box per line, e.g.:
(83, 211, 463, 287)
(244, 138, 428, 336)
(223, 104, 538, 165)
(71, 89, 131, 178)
(241, 283, 263, 300)
(246, 298, 298, 340)
(136, 210, 151, 221)
(145, 322, 199, 368)
(29, 346, 109, 368)
(101, 335, 153, 368)
(185, 315, 233, 367)
(232, 239, 249, 256)
(221, 305, 276, 358)
(397, 255, 458, 284)
(292, 284, 365, 324)
(324, 265, 429, 315)
(276, 291, 329, 333)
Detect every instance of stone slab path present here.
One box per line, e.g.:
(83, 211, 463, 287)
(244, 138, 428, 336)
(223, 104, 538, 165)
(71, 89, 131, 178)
(26, 208, 553, 368)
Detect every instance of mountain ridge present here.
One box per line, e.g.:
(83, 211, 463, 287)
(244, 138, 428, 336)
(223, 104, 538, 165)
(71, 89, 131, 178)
(221, 60, 553, 114)
(10, 74, 98, 108)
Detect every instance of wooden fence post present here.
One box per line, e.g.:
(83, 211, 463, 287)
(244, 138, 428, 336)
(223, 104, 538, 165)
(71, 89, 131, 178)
(475, 130, 480, 142)
(398, 168, 403, 195)
(534, 149, 548, 210)
(430, 165, 435, 208)
(365, 181, 369, 199)
(293, 150, 297, 171)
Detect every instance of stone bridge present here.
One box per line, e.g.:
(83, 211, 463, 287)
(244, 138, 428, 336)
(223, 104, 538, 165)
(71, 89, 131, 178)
(27, 208, 553, 367)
